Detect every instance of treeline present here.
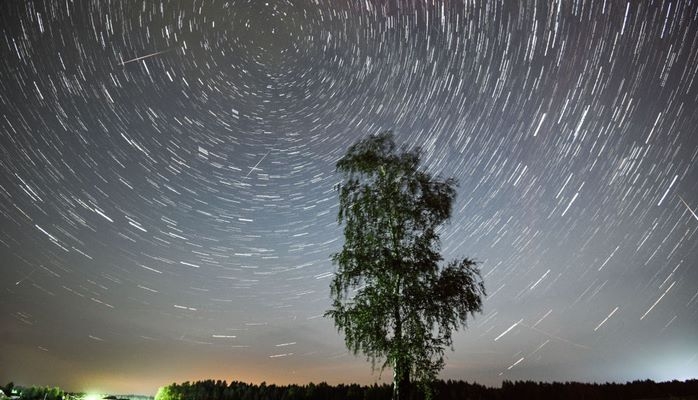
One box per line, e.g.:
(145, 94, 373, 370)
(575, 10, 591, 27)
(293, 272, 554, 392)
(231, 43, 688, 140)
(1, 383, 64, 400)
(155, 378, 698, 400)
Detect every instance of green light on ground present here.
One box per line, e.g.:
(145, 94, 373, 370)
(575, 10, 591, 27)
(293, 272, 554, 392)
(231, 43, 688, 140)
(84, 394, 102, 400)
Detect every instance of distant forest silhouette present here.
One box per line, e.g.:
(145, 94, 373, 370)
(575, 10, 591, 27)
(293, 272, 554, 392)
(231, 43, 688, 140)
(154, 379, 698, 400)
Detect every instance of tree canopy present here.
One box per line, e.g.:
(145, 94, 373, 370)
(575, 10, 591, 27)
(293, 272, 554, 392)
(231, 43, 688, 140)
(325, 131, 486, 399)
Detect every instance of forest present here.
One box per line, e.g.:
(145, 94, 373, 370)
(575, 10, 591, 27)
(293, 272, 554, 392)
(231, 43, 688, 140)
(153, 378, 698, 400)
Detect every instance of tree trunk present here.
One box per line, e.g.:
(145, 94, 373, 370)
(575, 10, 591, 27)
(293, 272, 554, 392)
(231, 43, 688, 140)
(393, 355, 411, 400)
(392, 299, 410, 400)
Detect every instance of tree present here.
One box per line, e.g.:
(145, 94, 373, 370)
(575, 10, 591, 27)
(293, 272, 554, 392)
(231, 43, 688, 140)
(1, 383, 13, 398)
(325, 131, 486, 400)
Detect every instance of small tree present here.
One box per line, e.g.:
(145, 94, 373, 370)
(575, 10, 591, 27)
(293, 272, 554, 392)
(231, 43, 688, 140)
(1, 383, 14, 398)
(326, 131, 486, 400)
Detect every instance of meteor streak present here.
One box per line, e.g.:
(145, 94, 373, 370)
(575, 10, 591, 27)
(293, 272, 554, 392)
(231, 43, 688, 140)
(521, 323, 591, 350)
(246, 149, 272, 177)
(678, 195, 698, 222)
(16, 268, 37, 285)
(119, 49, 171, 66)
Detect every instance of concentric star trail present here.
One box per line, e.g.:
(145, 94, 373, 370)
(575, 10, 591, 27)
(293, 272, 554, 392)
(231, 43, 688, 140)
(1, 0, 697, 393)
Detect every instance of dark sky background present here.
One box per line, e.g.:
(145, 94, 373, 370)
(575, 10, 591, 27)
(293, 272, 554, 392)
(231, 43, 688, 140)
(1, 0, 698, 395)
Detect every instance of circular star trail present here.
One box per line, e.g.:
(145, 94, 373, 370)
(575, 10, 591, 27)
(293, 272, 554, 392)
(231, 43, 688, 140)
(1, 0, 697, 394)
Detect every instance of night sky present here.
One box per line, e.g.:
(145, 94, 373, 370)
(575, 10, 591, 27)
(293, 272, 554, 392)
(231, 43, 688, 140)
(1, 0, 698, 395)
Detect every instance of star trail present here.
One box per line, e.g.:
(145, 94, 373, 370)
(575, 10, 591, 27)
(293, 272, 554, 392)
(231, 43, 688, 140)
(1, 0, 697, 395)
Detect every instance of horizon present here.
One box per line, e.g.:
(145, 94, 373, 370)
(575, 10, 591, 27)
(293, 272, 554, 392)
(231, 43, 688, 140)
(7, 377, 698, 397)
(1, 0, 697, 395)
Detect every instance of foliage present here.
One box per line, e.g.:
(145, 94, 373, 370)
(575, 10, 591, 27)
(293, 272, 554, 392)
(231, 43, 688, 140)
(4, 380, 698, 400)
(154, 380, 391, 400)
(325, 131, 485, 399)
(155, 386, 181, 400)
(16, 386, 63, 400)
(1, 382, 13, 398)
(155, 379, 698, 400)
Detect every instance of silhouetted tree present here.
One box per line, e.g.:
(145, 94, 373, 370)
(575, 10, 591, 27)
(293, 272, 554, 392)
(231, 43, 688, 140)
(325, 131, 486, 400)
(17, 386, 63, 400)
(1, 383, 13, 398)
